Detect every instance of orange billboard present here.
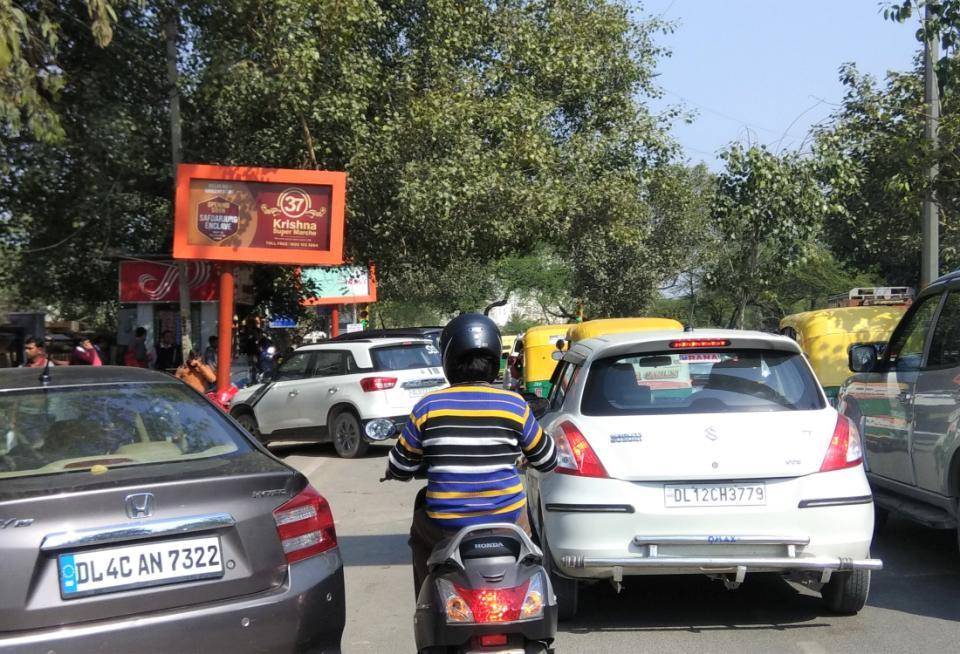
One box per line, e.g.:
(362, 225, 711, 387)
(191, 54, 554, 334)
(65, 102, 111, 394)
(173, 164, 346, 265)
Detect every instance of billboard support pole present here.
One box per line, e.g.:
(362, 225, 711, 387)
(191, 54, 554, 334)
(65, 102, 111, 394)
(217, 264, 234, 393)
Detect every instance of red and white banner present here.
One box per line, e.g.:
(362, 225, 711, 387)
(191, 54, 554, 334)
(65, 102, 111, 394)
(119, 261, 219, 303)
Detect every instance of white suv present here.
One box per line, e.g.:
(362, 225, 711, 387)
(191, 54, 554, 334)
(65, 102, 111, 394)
(230, 338, 447, 457)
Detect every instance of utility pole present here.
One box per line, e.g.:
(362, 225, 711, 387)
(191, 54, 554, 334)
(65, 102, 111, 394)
(165, 10, 192, 360)
(922, 2, 940, 288)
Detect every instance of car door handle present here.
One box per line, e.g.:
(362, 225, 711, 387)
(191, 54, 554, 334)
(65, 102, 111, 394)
(288, 390, 299, 397)
(328, 387, 339, 394)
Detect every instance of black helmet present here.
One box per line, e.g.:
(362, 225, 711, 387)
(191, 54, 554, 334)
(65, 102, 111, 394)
(439, 313, 502, 384)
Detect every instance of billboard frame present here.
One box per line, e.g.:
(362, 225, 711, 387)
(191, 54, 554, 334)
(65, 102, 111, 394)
(173, 163, 346, 265)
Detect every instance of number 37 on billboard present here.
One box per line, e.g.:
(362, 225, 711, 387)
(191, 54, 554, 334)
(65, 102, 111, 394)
(173, 164, 346, 266)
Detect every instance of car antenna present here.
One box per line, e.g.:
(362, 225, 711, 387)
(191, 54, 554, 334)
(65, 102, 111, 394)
(683, 323, 695, 332)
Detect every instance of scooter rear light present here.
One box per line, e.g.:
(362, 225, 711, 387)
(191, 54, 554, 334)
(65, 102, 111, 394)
(437, 578, 474, 623)
(475, 634, 509, 648)
(519, 573, 545, 619)
(437, 577, 536, 624)
(455, 581, 530, 623)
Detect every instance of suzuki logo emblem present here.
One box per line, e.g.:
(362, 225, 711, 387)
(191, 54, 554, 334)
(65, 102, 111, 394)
(705, 426, 719, 441)
(124, 493, 156, 519)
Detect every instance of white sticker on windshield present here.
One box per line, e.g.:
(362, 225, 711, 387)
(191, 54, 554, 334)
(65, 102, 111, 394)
(679, 353, 722, 363)
(425, 345, 439, 355)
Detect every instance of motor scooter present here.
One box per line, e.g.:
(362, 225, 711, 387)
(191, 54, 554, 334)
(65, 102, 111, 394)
(373, 434, 557, 653)
(413, 521, 558, 654)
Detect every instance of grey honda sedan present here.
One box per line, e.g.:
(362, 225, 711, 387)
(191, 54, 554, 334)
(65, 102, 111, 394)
(0, 366, 344, 653)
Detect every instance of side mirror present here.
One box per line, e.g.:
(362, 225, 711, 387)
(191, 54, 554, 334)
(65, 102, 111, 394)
(527, 396, 550, 419)
(849, 344, 879, 373)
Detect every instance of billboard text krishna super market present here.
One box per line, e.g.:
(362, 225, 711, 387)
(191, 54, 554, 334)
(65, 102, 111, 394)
(173, 164, 346, 266)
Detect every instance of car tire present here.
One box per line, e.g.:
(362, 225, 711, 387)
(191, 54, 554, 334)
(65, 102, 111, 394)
(234, 411, 265, 443)
(822, 568, 870, 614)
(542, 527, 578, 621)
(331, 410, 369, 459)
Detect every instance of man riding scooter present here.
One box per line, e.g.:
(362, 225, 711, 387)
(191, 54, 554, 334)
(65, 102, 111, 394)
(386, 313, 559, 596)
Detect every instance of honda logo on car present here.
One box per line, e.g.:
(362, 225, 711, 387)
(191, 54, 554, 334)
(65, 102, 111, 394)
(124, 493, 156, 519)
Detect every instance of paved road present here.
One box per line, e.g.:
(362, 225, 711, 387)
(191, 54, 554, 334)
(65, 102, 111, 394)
(276, 442, 960, 654)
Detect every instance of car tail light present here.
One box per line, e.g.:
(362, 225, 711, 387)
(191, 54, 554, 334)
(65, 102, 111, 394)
(360, 376, 398, 392)
(554, 421, 609, 478)
(669, 339, 731, 349)
(273, 485, 337, 563)
(820, 415, 863, 472)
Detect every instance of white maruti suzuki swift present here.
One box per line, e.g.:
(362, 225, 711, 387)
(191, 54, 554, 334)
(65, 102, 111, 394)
(525, 329, 882, 620)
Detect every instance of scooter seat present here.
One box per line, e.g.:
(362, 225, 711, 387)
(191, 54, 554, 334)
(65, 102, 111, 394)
(459, 535, 522, 561)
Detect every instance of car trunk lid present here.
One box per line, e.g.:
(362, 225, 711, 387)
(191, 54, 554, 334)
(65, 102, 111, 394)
(0, 454, 301, 632)
(575, 409, 837, 481)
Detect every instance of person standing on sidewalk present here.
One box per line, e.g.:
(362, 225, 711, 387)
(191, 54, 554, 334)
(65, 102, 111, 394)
(22, 337, 52, 368)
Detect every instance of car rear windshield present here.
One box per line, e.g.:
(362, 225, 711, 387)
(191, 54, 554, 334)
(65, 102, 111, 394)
(0, 383, 252, 479)
(371, 343, 441, 371)
(581, 349, 824, 416)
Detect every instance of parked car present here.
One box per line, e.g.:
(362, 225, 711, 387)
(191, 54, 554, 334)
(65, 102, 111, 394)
(230, 338, 447, 457)
(0, 366, 345, 653)
(525, 329, 881, 620)
(840, 269, 960, 551)
(331, 326, 443, 350)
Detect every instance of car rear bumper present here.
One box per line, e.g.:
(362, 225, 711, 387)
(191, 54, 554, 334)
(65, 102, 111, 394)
(0, 549, 346, 654)
(535, 468, 879, 580)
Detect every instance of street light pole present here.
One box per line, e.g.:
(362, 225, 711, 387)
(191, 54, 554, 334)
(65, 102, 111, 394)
(166, 10, 192, 360)
(922, 2, 940, 288)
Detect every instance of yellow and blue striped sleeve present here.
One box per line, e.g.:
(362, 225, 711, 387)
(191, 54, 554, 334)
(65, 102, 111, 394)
(388, 406, 425, 479)
(519, 406, 557, 472)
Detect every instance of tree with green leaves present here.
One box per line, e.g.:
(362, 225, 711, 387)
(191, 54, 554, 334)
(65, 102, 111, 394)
(1, 0, 119, 143)
(184, 0, 680, 310)
(813, 61, 959, 285)
(707, 144, 826, 329)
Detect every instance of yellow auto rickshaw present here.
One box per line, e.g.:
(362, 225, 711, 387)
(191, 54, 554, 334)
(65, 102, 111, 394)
(564, 317, 684, 344)
(511, 324, 575, 397)
(498, 334, 517, 381)
(780, 304, 908, 404)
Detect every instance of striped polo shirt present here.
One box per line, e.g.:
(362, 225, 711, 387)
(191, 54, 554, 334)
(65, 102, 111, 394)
(388, 384, 558, 530)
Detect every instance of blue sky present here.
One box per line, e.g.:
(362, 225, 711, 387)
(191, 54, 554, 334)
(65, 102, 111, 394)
(638, 0, 922, 167)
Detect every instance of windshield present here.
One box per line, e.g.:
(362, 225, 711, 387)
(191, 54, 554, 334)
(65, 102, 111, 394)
(581, 349, 824, 416)
(371, 343, 441, 371)
(0, 383, 252, 479)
